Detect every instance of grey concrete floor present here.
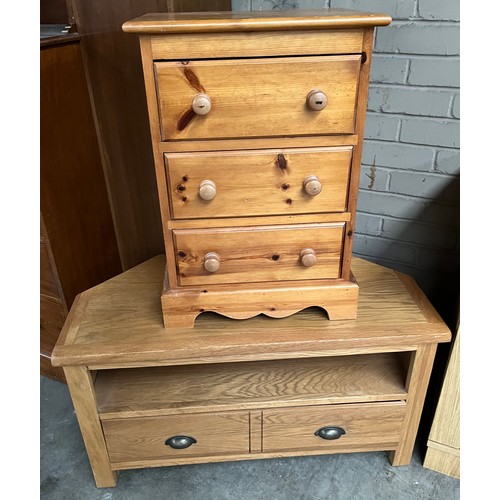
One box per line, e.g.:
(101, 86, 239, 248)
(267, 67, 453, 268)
(41, 376, 459, 499)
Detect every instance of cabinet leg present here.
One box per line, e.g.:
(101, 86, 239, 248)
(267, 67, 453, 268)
(390, 344, 437, 466)
(64, 366, 118, 487)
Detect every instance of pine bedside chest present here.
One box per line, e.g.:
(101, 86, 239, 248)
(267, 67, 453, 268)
(122, 9, 392, 328)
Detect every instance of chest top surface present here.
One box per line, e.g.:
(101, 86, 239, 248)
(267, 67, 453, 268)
(122, 9, 392, 34)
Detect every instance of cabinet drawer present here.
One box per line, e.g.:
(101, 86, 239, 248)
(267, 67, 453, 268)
(173, 223, 344, 286)
(263, 403, 406, 453)
(155, 55, 361, 141)
(103, 412, 250, 463)
(166, 147, 352, 219)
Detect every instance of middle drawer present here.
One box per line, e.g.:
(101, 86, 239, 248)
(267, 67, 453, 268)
(165, 147, 352, 219)
(173, 222, 345, 286)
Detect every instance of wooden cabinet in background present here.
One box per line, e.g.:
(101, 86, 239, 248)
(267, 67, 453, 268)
(40, 34, 122, 381)
(424, 325, 460, 478)
(40, 0, 232, 380)
(66, 0, 232, 270)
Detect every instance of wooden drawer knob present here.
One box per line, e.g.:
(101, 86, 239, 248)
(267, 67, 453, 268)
(192, 93, 211, 115)
(198, 179, 217, 201)
(204, 252, 220, 272)
(303, 175, 322, 196)
(306, 89, 328, 111)
(300, 248, 317, 267)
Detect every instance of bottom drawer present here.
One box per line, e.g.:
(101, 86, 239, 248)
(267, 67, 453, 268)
(263, 402, 406, 453)
(103, 412, 250, 463)
(174, 223, 345, 286)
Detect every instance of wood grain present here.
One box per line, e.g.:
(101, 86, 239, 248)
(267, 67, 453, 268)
(103, 412, 250, 462)
(167, 213, 351, 230)
(162, 276, 358, 328)
(397, 271, 446, 325)
(250, 411, 263, 454)
(427, 439, 460, 457)
(68, 0, 232, 272)
(109, 444, 396, 470)
(427, 327, 460, 449)
(165, 148, 352, 219)
(424, 326, 460, 478)
(40, 40, 122, 306)
(158, 135, 359, 153)
(263, 402, 405, 453)
(94, 353, 407, 419)
(40, 212, 65, 381)
(389, 344, 438, 466)
(41, 0, 70, 24)
(123, 10, 392, 34)
(155, 55, 360, 141)
(54, 290, 93, 348)
(51, 256, 451, 368)
(68, 0, 167, 270)
(150, 29, 364, 59)
(165, 0, 231, 12)
(173, 223, 344, 286)
(41, 352, 65, 382)
(424, 444, 460, 479)
(64, 366, 118, 487)
(40, 36, 120, 379)
(40, 235, 61, 299)
(139, 36, 180, 292)
(341, 28, 374, 280)
(40, 295, 67, 356)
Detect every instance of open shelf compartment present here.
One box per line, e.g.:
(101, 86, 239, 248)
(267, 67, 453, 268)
(94, 352, 408, 419)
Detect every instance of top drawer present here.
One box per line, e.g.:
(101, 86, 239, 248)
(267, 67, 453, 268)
(154, 55, 361, 141)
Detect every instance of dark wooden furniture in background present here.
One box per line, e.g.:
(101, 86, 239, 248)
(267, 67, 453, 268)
(40, 0, 231, 380)
(41, 0, 70, 24)
(66, 0, 232, 270)
(40, 31, 122, 381)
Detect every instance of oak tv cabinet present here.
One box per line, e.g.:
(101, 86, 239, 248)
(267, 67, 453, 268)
(52, 256, 451, 488)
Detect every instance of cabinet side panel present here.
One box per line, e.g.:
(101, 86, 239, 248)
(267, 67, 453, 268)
(342, 28, 374, 280)
(139, 36, 179, 290)
(40, 41, 122, 306)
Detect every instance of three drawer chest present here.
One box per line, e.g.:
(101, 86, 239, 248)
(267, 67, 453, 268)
(122, 9, 392, 328)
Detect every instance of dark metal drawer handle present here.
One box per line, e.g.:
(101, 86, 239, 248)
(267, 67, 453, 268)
(314, 426, 346, 440)
(165, 435, 197, 449)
